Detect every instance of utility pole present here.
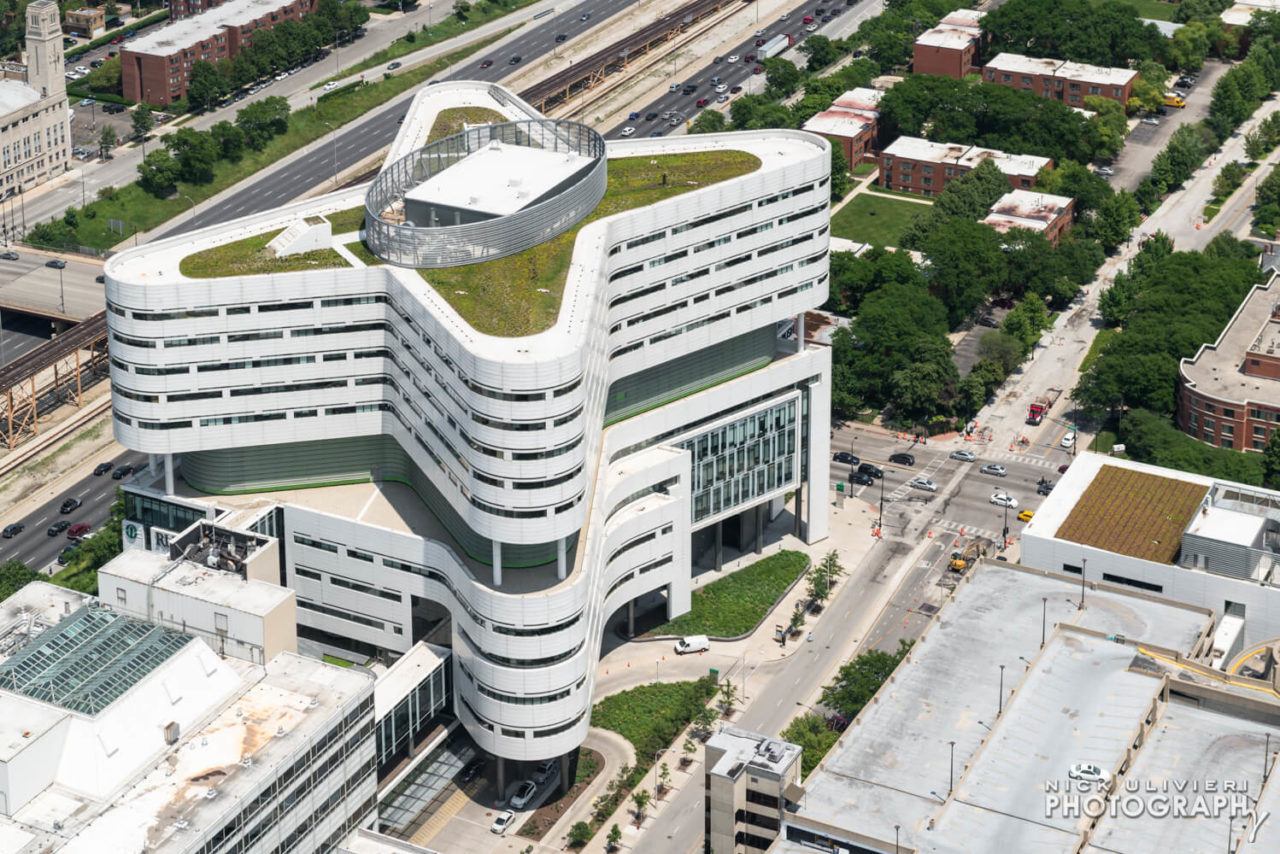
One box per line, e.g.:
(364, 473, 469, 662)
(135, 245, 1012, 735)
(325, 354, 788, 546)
(1079, 557, 1088, 610)
(998, 664, 1006, 716)
(1041, 596, 1048, 648)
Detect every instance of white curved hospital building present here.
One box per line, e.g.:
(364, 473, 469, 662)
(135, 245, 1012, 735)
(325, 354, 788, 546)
(104, 82, 831, 768)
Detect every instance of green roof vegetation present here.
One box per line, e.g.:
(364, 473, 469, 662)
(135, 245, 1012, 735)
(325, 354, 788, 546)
(427, 106, 507, 143)
(326, 206, 367, 235)
(421, 150, 762, 337)
(1056, 465, 1208, 564)
(344, 240, 383, 266)
(180, 229, 350, 279)
(644, 550, 809, 638)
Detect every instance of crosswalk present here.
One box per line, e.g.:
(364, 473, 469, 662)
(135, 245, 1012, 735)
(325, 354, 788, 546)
(885, 455, 947, 502)
(973, 449, 1063, 471)
(935, 519, 1003, 542)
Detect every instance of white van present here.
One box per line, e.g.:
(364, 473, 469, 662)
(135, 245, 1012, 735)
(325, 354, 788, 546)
(674, 635, 710, 655)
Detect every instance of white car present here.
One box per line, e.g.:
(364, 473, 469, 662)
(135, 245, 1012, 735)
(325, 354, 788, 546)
(274, 72, 289, 81)
(1141, 116, 1159, 125)
(726, 54, 739, 63)
(805, 23, 818, 32)
(1096, 166, 1115, 176)
(755, 29, 766, 37)
(909, 477, 938, 493)
(717, 94, 729, 103)
(509, 780, 537, 810)
(533, 758, 558, 785)
(949, 450, 976, 462)
(322, 81, 339, 92)
(980, 463, 1007, 477)
(490, 810, 515, 834)
(715, 84, 727, 93)
(990, 492, 1019, 509)
(780, 12, 791, 20)
(1060, 432, 1076, 449)
(74, 65, 89, 75)
(1068, 763, 1111, 785)
(620, 126, 636, 137)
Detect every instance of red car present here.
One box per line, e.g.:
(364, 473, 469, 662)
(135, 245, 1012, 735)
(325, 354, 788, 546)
(753, 65, 764, 74)
(67, 523, 91, 540)
(745, 53, 757, 62)
(696, 98, 709, 108)
(111, 35, 124, 44)
(480, 59, 493, 69)
(755, 38, 766, 46)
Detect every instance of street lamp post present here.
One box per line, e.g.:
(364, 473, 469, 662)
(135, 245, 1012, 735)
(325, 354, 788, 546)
(57, 264, 65, 313)
(878, 473, 885, 531)
(998, 664, 1006, 716)
(1079, 557, 1088, 611)
(1041, 596, 1048, 648)
(948, 740, 955, 795)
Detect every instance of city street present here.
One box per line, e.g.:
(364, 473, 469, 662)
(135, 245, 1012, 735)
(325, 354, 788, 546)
(0, 248, 104, 322)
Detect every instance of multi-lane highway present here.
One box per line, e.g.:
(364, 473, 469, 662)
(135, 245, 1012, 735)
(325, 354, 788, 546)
(0, 449, 147, 573)
(164, 0, 644, 237)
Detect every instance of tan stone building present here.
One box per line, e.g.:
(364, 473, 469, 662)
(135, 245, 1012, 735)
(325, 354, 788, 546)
(0, 0, 71, 199)
(704, 726, 803, 853)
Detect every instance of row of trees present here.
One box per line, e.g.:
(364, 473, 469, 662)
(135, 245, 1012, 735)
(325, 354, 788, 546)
(980, 0, 1165, 68)
(186, 0, 370, 111)
(137, 97, 290, 197)
(877, 74, 1125, 165)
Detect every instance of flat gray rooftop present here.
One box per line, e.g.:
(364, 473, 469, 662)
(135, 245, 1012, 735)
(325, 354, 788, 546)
(790, 562, 1212, 852)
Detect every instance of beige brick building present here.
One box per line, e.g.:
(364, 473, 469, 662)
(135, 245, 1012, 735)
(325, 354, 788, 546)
(0, 0, 71, 198)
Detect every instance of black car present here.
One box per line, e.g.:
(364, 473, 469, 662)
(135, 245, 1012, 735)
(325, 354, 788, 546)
(460, 758, 485, 783)
(93, 462, 114, 476)
(57, 546, 76, 566)
(60, 498, 82, 514)
(0, 250, 17, 261)
(645, 111, 658, 121)
(47, 520, 71, 537)
(889, 452, 916, 466)
(1176, 76, 1196, 88)
(857, 462, 883, 479)
(1037, 480, 1055, 496)
(45, 259, 66, 269)
(555, 33, 568, 43)
(850, 471, 875, 486)
(833, 451, 859, 465)
(508, 55, 522, 65)
(977, 314, 998, 328)
(2, 523, 23, 538)
(95, 274, 105, 283)
(112, 464, 134, 480)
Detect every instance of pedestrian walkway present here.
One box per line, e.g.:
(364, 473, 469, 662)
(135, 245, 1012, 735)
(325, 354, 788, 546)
(540, 728, 636, 846)
(935, 519, 1003, 542)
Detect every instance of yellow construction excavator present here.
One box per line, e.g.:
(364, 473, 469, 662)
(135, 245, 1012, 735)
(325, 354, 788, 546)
(948, 541, 984, 574)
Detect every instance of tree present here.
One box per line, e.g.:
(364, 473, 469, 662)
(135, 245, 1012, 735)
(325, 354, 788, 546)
(830, 143, 850, 201)
(630, 788, 651, 823)
(890, 357, 960, 422)
(98, 124, 117, 159)
(717, 679, 739, 716)
(210, 120, 246, 162)
(818, 550, 845, 589)
(1001, 297, 1050, 350)
(800, 35, 841, 73)
(164, 128, 220, 184)
(1083, 96, 1128, 161)
(186, 60, 226, 112)
(681, 737, 697, 768)
(567, 822, 592, 848)
(1246, 130, 1270, 162)
(235, 96, 291, 150)
(0, 560, 38, 600)
(454, 0, 471, 21)
(763, 58, 802, 98)
(981, 0, 1165, 66)
(131, 103, 155, 139)
(1169, 19, 1212, 71)
(137, 149, 181, 197)
(978, 330, 1027, 375)
(1263, 427, 1280, 489)
(900, 160, 1010, 249)
(694, 704, 718, 739)
(1086, 191, 1141, 253)
(606, 824, 622, 851)
(688, 110, 726, 134)
(657, 762, 672, 795)
(921, 219, 1008, 327)
(819, 640, 912, 718)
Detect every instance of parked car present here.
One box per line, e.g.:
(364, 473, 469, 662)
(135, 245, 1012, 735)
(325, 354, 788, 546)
(888, 452, 915, 466)
(990, 492, 1019, 509)
(949, 450, 976, 462)
(90, 59, 104, 69)
(68, 523, 91, 540)
(510, 780, 537, 810)
(490, 810, 515, 835)
(112, 464, 134, 480)
(753, 65, 764, 74)
(858, 462, 883, 479)
(1058, 463, 1070, 474)
(1060, 432, 1076, 449)
(45, 259, 66, 269)
(93, 462, 114, 476)
(2, 523, 24, 538)
(47, 520, 71, 536)
(675, 635, 710, 655)
(977, 314, 999, 328)
(1068, 763, 1111, 785)
(0, 250, 17, 260)
(57, 546, 76, 566)
(730, 85, 743, 94)
(833, 451, 859, 465)
(1096, 166, 1115, 176)
(1141, 116, 1160, 126)
(60, 498, 82, 514)
(980, 463, 1007, 477)
(533, 758, 558, 786)
(1018, 509, 1035, 522)
(850, 471, 874, 486)
(908, 476, 938, 492)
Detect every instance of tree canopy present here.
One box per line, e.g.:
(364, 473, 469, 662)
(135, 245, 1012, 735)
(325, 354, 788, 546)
(981, 0, 1166, 67)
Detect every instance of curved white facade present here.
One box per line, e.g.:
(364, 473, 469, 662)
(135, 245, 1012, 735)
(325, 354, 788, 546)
(105, 82, 831, 761)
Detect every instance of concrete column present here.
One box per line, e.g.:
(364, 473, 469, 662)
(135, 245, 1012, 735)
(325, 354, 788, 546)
(559, 751, 572, 796)
(491, 541, 503, 587)
(755, 504, 764, 554)
(496, 756, 506, 797)
(556, 537, 567, 581)
(715, 521, 723, 572)
(163, 453, 174, 496)
(148, 453, 157, 474)
(796, 312, 805, 352)
(627, 599, 635, 638)
(794, 469, 804, 539)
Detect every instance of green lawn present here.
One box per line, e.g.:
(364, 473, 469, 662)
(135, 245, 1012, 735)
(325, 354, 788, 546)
(645, 550, 809, 638)
(592, 678, 718, 773)
(180, 229, 349, 278)
(326, 206, 367, 235)
(345, 240, 383, 266)
(1204, 203, 1221, 221)
(1079, 327, 1116, 374)
(312, 0, 537, 87)
(427, 106, 507, 142)
(44, 31, 510, 251)
(421, 150, 762, 337)
(830, 193, 926, 247)
(322, 653, 356, 667)
(851, 161, 877, 177)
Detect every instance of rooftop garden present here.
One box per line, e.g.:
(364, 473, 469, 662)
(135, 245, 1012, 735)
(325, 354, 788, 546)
(1056, 465, 1208, 564)
(420, 149, 762, 337)
(427, 106, 507, 143)
(180, 229, 350, 279)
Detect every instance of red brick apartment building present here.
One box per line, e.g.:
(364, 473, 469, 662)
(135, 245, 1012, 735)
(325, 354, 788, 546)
(1179, 276, 1280, 452)
(122, 0, 316, 105)
(879, 137, 1051, 197)
(982, 53, 1137, 106)
(912, 9, 986, 79)
(167, 0, 230, 19)
(981, 190, 1075, 245)
(801, 87, 884, 165)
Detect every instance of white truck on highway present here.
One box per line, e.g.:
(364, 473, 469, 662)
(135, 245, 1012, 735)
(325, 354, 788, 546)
(760, 33, 794, 61)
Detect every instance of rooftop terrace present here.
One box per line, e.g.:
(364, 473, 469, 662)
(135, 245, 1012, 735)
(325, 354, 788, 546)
(1181, 276, 1280, 406)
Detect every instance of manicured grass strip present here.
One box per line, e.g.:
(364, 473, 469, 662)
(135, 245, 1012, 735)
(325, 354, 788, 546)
(421, 150, 762, 337)
(427, 106, 507, 142)
(345, 240, 383, 266)
(645, 550, 809, 638)
(1204, 203, 1221, 221)
(851, 161, 877, 177)
(312, 0, 537, 87)
(1079, 326, 1116, 374)
(322, 653, 356, 667)
(327, 205, 367, 235)
(830, 193, 926, 247)
(180, 229, 350, 278)
(52, 31, 509, 250)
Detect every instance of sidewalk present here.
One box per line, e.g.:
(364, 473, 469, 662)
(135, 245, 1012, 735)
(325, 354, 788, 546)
(539, 728, 636, 847)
